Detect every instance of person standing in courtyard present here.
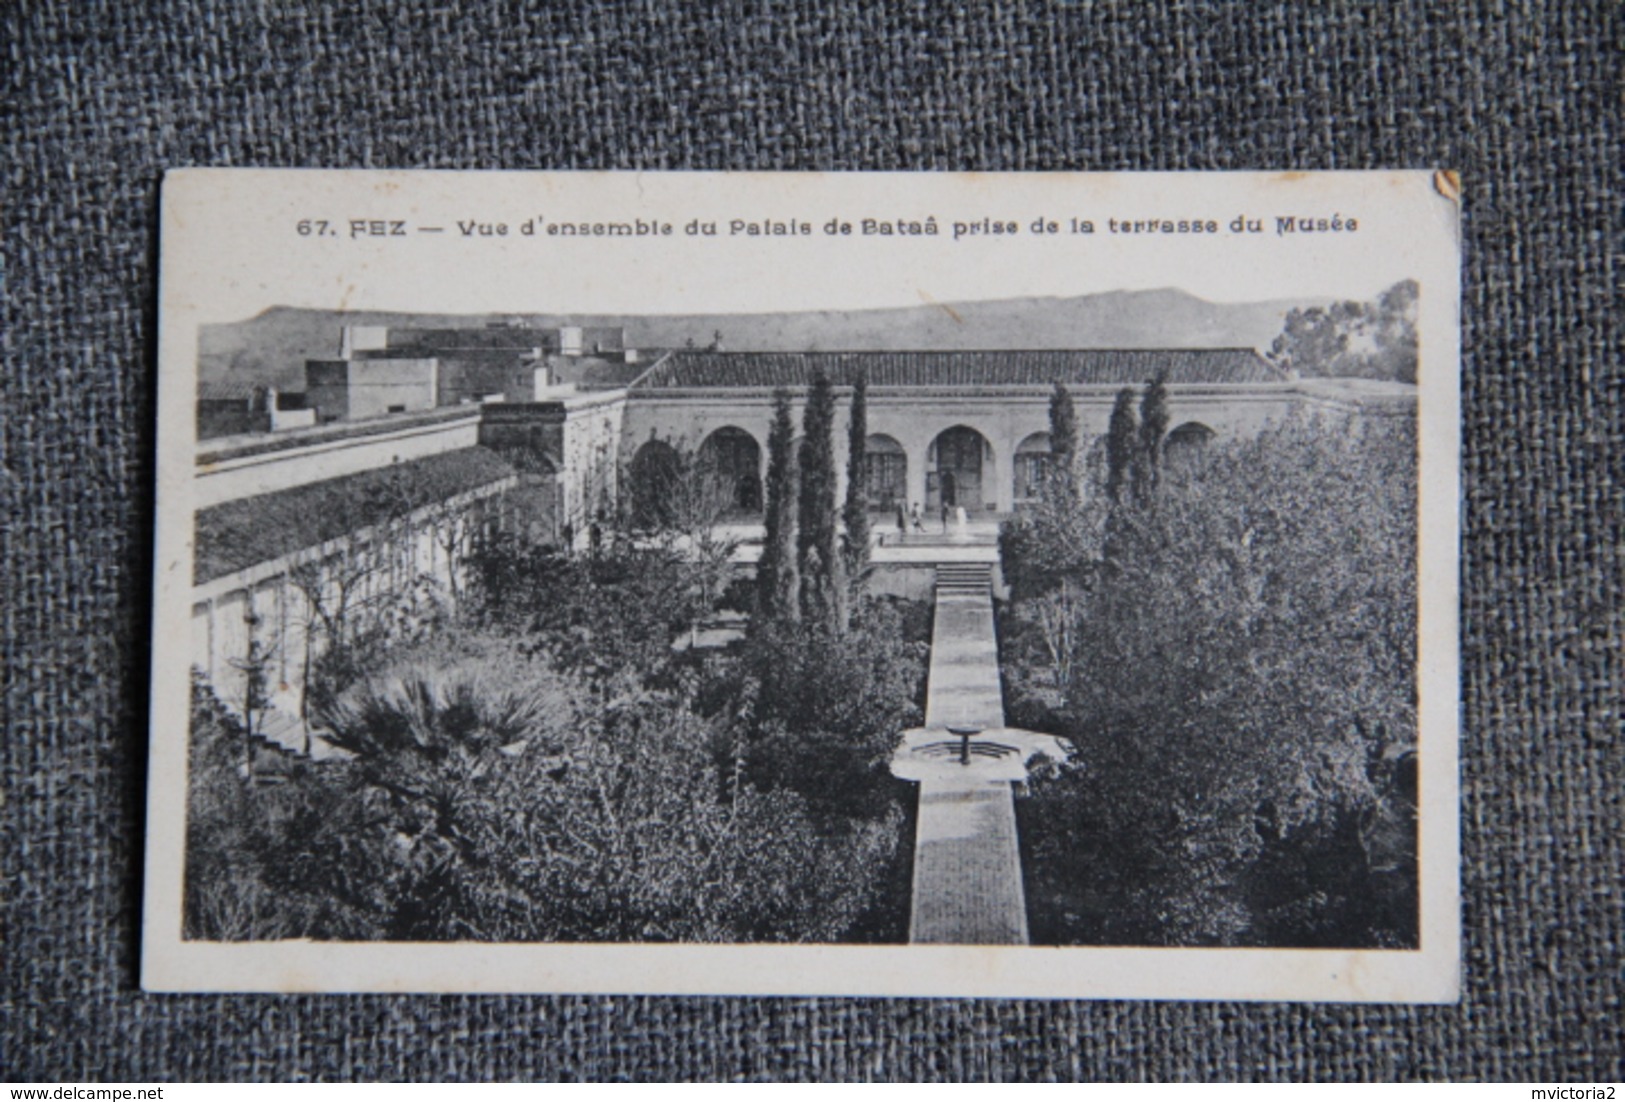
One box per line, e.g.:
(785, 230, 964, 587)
(910, 502, 924, 532)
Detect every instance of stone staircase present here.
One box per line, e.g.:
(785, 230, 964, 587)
(242, 719, 306, 785)
(934, 562, 993, 598)
(242, 706, 350, 782)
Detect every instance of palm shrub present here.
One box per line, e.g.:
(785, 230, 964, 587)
(214, 628, 922, 944)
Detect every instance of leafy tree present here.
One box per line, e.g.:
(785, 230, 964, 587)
(1049, 380, 1080, 462)
(797, 371, 846, 630)
(1009, 414, 1419, 947)
(1372, 279, 1420, 383)
(472, 438, 739, 674)
(1104, 387, 1138, 504)
(999, 383, 1094, 689)
(463, 533, 692, 696)
(1268, 303, 1353, 378)
(629, 438, 741, 638)
(997, 490, 1101, 707)
(757, 389, 801, 624)
(841, 372, 872, 585)
(1268, 280, 1419, 383)
(720, 598, 926, 820)
(998, 441, 1097, 603)
(290, 543, 457, 720)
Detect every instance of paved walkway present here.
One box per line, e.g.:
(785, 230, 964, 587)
(910, 781, 1029, 944)
(890, 565, 1067, 945)
(922, 588, 1008, 732)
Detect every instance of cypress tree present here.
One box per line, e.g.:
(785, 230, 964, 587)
(1047, 380, 1079, 503)
(797, 371, 844, 628)
(774, 444, 803, 624)
(758, 389, 800, 623)
(1105, 387, 1138, 504)
(1136, 372, 1170, 501)
(841, 372, 871, 584)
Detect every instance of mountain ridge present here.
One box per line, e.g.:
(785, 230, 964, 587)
(198, 289, 1319, 392)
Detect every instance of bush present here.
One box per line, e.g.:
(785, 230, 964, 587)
(464, 533, 694, 693)
(185, 620, 920, 944)
(184, 672, 388, 940)
(716, 597, 927, 820)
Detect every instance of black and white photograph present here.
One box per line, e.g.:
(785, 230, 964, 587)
(143, 170, 1460, 1000)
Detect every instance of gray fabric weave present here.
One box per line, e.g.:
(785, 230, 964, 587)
(3, 0, 1619, 1082)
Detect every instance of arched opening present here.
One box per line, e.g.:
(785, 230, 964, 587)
(1166, 421, 1217, 453)
(1014, 432, 1052, 503)
(698, 426, 763, 513)
(864, 434, 907, 512)
(927, 425, 994, 512)
(495, 427, 560, 479)
(482, 433, 563, 544)
(629, 439, 681, 528)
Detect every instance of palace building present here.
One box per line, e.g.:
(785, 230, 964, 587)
(618, 347, 1360, 517)
(189, 324, 1416, 748)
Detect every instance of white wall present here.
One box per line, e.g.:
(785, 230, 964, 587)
(195, 412, 482, 509)
(623, 383, 1324, 514)
(191, 480, 513, 725)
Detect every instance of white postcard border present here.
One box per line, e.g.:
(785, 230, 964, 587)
(143, 169, 1460, 1001)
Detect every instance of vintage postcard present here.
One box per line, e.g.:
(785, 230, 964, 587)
(143, 169, 1460, 1000)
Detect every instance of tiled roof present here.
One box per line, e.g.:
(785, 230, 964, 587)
(631, 349, 1283, 390)
(194, 447, 517, 585)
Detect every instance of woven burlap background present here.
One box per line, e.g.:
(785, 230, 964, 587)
(3, 0, 1620, 1082)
